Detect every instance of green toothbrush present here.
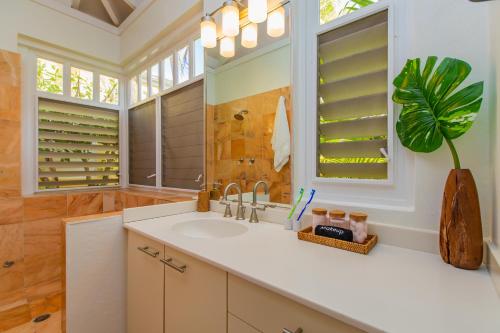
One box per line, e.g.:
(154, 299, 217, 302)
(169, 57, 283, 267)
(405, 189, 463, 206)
(287, 188, 305, 219)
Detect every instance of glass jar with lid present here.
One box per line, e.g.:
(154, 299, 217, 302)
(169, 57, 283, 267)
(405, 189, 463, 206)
(349, 212, 368, 243)
(311, 208, 328, 234)
(329, 210, 349, 229)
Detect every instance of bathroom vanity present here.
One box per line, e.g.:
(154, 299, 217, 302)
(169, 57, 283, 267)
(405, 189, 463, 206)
(123, 208, 500, 333)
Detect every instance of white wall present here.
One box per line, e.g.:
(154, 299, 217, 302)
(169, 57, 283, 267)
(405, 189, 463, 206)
(0, 0, 121, 63)
(295, 0, 493, 235)
(120, 0, 201, 63)
(207, 42, 291, 105)
(490, 1, 500, 247)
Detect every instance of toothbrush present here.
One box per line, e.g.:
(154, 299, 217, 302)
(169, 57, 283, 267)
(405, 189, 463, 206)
(296, 189, 316, 224)
(287, 188, 304, 220)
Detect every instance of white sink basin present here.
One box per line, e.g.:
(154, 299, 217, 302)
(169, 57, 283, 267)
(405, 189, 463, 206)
(171, 219, 248, 239)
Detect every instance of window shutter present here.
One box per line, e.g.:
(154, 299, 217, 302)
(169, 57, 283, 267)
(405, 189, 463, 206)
(317, 10, 389, 180)
(161, 80, 204, 190)
(129, 100, 157, 186)
(38, 99, 119, 189)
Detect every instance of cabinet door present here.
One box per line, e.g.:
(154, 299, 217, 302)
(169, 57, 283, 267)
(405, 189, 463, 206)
(228, 274, 365, 333)
(228, 314, 261, 333)
(127, 232, 164, 333)
(163, 246, 227, 333)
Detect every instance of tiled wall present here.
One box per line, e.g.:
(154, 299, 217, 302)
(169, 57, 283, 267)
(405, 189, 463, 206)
(0, 50, 193, 333)
(206, 87, 292, 204)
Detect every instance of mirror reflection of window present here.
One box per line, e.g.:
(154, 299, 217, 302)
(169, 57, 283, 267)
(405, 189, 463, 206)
(177, 45, 190, 84)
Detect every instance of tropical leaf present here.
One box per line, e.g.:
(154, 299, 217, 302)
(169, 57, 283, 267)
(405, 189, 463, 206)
(392, 57, 483, 167)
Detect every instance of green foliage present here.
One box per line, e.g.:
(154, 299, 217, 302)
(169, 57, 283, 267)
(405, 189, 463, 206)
(320, 0, 377, 24)
(392, 57, 484, 169)
(71, 69, 93, 100)
(37, 59, 63, 94)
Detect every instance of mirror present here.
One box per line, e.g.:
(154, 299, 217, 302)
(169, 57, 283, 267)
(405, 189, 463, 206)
(205, 3, 292, 205)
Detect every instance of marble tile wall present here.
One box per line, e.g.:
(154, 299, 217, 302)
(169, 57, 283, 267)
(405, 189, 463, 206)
(206, 87, 292, 204)
(0, 49, 193, 333)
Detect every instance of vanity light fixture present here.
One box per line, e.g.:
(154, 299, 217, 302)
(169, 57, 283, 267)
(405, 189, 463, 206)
(267, 6, 285, 38)
(200, 0, 288, 58)
(248, 0, 268, 23)
(200, 15, 217, 48)
(241, 23, 258, 48)
(221, 1, 240, 37)
(220, 36, 236, 58)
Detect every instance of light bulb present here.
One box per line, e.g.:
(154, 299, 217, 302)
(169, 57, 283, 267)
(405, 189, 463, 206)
(200, 16, 216, 48)
(267, 6, 285, 38)
(248, 0, 267, 23)
(220, 36, 235, 58)
(221, 1, 240, 37)
(241, 23, 258, 48)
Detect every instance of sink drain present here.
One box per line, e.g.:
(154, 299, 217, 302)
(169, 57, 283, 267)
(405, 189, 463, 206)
(33, 314, 50, 323)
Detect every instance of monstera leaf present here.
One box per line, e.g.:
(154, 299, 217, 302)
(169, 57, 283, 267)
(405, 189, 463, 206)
(392, 56, 484, 169)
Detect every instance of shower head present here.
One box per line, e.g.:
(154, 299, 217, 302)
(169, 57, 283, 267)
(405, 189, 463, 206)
(234, 110, 248, 121)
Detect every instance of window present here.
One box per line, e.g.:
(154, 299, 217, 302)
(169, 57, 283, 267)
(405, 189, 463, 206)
(151, 63, 160, 95)
(320, 0, 380, 25)
(70, 67, 93, 100)
(317, 10, 388, 179)
(38, 99, 119, 189)
(177, 45, 190, 84)
(162, 55, 174, 90)
(37, 58, 63, 94)
(128, 100, 157, 186)
(130, 77, 138, 105)
(139, 70, 148, 100)
(161, 80, 204, 189)
(194, 38, 204, 77)
(100, 75, 119, 105)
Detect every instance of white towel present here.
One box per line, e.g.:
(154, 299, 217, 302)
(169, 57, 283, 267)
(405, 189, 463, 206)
(271, 96, 291, 172)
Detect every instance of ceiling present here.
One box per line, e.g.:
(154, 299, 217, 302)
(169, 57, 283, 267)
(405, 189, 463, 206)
(55, 0, 145, 27)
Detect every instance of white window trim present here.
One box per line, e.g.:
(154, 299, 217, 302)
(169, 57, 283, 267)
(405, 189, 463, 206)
(125, 34, 204, 190)
(21, 47, 125, 194)
(295, 0, 416, 209)
(310, 0, 395, 186)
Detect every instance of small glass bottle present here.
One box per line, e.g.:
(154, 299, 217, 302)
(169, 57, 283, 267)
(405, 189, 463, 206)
(349, 212, 368, 243)
(311, 208, 328, 234)
(329, 210, 348, 229)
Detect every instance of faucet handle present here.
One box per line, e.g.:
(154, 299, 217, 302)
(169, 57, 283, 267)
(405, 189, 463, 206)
(219, 200, 232, 218)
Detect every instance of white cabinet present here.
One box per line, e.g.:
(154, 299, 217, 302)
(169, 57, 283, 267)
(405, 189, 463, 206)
(164, 245, 227, 333)
(127, 232, 164, 333)
(228, 274, 365, 333)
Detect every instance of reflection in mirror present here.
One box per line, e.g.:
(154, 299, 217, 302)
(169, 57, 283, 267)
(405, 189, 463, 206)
(205, 4, 292, 205)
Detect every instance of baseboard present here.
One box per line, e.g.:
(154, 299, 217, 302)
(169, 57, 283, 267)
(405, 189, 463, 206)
(486, 242, 500, 297)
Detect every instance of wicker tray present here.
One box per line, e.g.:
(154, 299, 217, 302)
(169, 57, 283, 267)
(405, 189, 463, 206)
(297, 226, 377, 255)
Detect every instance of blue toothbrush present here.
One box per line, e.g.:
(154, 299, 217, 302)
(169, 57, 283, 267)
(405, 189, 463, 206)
(296, 189, 316, 223)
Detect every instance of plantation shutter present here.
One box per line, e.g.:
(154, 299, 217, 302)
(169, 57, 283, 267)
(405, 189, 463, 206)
(317, 10, 389, 179)
(161, 80, 204, 190)
(38, 98, 119, 189)
(129, 100, 157, 186)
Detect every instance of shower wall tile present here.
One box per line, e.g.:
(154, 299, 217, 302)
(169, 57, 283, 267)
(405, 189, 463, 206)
(207, 87, 292, 204)
(67, 192, 103, 217)
(23, 196, 67, 222)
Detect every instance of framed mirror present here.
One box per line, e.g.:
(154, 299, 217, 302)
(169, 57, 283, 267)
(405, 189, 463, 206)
(204, 1, 292, 205)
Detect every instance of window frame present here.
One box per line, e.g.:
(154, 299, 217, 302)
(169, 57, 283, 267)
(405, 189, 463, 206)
(30, 51, 124, 193)
(125, 34, 204, 192)
(309, 0, 395, 186)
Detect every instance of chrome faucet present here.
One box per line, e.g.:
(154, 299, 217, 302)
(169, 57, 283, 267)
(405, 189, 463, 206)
(221, 183, 246, 220)
(249, 181, 270, 223)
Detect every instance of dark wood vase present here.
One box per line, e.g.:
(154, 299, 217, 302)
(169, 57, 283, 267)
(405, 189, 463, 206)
(439, 169, 483, 270)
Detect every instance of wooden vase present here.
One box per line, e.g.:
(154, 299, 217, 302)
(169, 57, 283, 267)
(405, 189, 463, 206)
(439, 169, 483, 270)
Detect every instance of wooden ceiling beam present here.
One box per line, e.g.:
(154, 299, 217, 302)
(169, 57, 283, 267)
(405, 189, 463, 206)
(100, 0, 120, 26)
(122, 0, 137, 10)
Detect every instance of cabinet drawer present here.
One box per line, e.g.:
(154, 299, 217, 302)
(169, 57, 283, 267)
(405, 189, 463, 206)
(228, 274, 364, 333)
(164, 245, 227, 333)
(228, 313, 261, 333)
(127, 232, 164, 333)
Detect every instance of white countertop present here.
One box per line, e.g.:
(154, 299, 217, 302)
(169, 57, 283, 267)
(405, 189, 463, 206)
(124, 211, 500, 333)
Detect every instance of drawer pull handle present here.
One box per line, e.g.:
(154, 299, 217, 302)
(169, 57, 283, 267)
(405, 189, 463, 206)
(282, 328, 303, 333)
(137, 246, 160, 258)
(161, 258, 187, 273)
